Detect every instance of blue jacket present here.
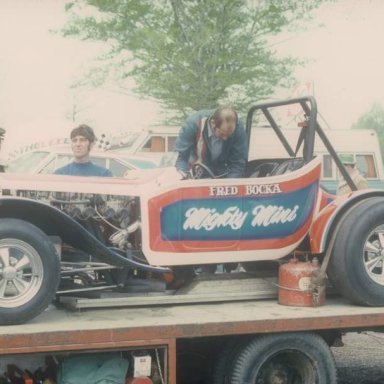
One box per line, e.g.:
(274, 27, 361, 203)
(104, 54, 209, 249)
(175, 109, 248, 178)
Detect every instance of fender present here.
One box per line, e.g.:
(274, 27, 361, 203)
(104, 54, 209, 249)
(0, 196, 170, 273)
(310, 189, 384, 253)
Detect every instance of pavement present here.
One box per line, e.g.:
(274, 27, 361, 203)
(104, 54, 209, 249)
(332, 332, 384, 384)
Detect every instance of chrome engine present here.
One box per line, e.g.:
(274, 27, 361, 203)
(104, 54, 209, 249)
(17, 190, 141, 252)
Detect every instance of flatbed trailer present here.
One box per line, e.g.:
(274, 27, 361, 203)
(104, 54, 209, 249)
(2, 97, 384, 383)
(1, 298, 384, 383)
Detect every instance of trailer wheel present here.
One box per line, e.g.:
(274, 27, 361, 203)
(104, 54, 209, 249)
(229, 332, 337, 384)
(328, 197, 384, 306)
(212, 337, 249, 384)
(0, 219, 60, 325)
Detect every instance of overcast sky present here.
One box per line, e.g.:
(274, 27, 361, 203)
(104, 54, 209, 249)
(0, 0, 383, 154)
(0, 0, 161, 154)
(277, 0, 384, 130)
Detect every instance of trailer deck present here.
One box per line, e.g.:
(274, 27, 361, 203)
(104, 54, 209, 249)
(2, 298, 384, 353)
(1, 298, 384, 383)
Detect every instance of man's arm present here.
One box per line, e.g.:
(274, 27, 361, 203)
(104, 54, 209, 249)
(174, 114, 200, 175)
(356, 174, 368, 190)
(226, 121, 248, 178)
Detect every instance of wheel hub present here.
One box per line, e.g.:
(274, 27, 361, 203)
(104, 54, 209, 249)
(2, 266, 17, 280)
(269, 371, 287, 384)
(263, 364, 289, 384)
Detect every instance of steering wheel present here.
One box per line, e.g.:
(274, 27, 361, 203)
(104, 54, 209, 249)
(191, 162, 216, 179)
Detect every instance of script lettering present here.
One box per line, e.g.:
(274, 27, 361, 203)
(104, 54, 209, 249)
(183, 207, 248, 230)
(251, 205, 299, 227)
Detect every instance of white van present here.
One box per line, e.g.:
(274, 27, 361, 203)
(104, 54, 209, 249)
(108, 126, 383, 193)
(101, 126, 179, 162)
(249, 128, 384, 193)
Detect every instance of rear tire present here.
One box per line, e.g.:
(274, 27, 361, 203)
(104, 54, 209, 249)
(328, 197, 384, 306)
(0, 219, 60, 325)
(230, 332, 337, 384)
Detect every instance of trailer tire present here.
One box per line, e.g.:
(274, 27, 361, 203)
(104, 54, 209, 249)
(229, 332, 337, 384)
(328, 197, 384, 306)
(0, 219, 60, 325)
(211, 337, 249, 384)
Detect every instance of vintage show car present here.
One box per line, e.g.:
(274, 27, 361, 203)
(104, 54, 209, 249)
(1, 97, 384, 325)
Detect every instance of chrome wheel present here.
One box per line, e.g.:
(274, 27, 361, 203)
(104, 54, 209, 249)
(0, 239, 44, 308)
(364, 225, 384, 285)
(328, 197, 384, 306)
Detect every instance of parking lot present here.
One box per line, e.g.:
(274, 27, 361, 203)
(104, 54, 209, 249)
(333, 332, 384, 384)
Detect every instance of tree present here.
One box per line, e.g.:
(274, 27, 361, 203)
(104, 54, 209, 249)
(352, 102, 384, 159)
(62, 0, 328, 118)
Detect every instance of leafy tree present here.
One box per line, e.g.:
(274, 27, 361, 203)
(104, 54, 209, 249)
(352, 103, 384, 159)
(62, 0, 328, 118)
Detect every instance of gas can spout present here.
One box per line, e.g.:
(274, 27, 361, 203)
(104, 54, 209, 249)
(310, 257, 326, 306)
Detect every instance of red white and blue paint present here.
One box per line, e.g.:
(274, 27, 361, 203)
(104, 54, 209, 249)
(141, 157, 323, 265)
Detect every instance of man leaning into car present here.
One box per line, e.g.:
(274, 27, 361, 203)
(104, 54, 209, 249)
(175, 106, 248, 179)
(54, 124, 113, 177)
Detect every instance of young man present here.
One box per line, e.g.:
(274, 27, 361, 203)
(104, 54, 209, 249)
(336, 154, 368, 195)
(175, 106, 248, 179)
(55, 124, 113, 177)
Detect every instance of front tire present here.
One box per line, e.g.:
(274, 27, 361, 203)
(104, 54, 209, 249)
(328, 197, 384, 306)
(230, 332, 337, 384)
(0, 219, 60, 325)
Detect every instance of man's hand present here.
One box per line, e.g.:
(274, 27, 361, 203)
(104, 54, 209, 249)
(177, 169, 190, 180)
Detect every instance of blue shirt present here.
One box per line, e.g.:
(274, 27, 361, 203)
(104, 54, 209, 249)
(54, 162, 113, 177)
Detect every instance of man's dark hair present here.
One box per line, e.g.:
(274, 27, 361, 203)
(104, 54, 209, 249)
(211, 106, 238, 127)
(70, 124, 96, 143)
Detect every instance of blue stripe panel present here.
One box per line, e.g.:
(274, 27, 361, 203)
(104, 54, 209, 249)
(160, 182, 318, 241)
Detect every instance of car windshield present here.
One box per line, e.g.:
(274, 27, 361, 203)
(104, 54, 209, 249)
(8, 151, 50, 173)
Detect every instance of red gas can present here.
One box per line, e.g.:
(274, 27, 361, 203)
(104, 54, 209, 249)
(278, 257, 325, 307)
